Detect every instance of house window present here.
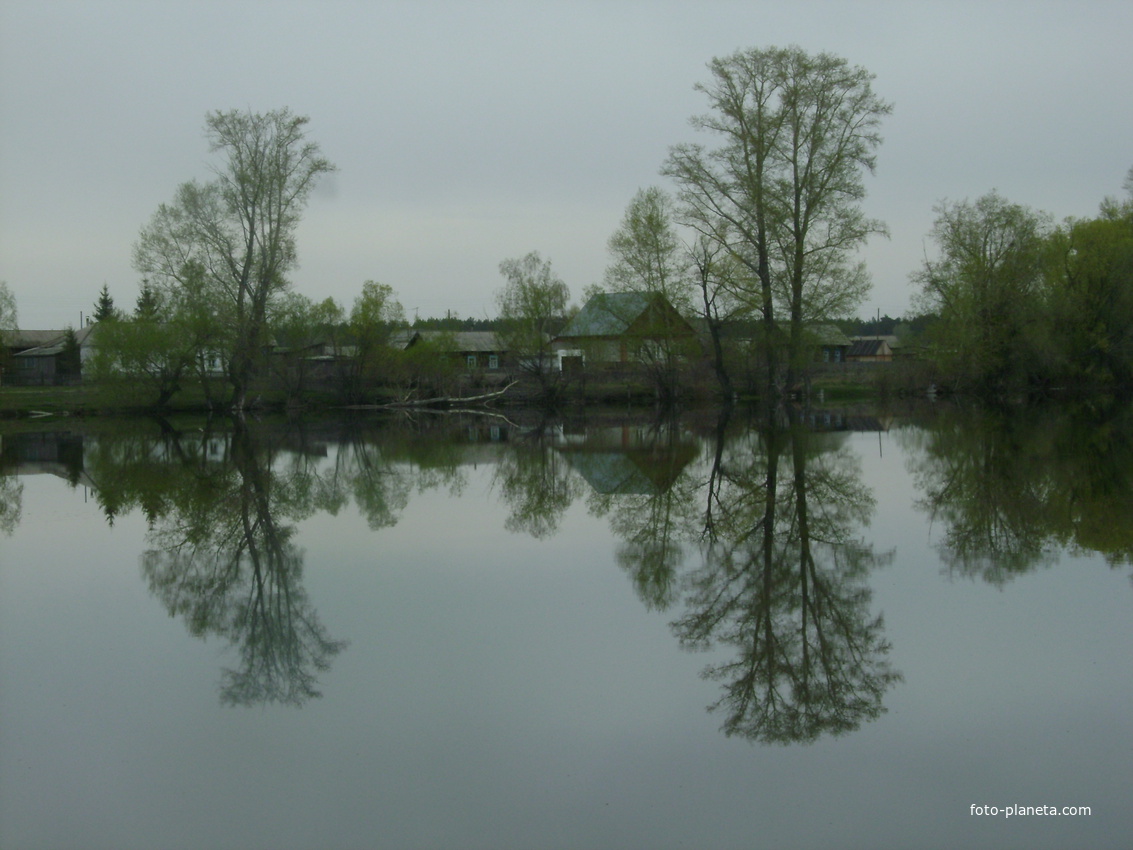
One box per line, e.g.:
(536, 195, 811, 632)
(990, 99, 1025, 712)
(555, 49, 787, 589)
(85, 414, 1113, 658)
(488, 354, 499, 370)
(467, 355, 478, 369)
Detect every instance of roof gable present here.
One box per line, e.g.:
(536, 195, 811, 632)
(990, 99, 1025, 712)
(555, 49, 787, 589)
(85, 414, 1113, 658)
(396, 330, 505, 353)
(558, 292, 675, 339)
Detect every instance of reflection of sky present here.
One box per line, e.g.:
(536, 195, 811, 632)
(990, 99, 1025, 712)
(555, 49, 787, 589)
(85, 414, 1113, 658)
(2, 434, 1131, 849)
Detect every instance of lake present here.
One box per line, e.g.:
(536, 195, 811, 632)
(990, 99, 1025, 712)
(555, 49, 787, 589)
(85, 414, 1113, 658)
(1, 403, 1130, 849)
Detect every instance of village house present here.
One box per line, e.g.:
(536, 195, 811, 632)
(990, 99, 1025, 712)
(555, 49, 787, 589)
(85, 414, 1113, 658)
(846, 335, 899, 363)
(390, 330, 509, 372)
(2, 326, 96, 386)
(550, 292, 700, 372)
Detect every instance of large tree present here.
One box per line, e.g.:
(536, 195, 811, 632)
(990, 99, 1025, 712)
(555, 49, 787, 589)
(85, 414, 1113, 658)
(134, 108, 335, 410)
(495, 251, 570, 391)
(664, 46, 889, 394)
(346, 281, 405, 401)
(911, 192, 1053, 394)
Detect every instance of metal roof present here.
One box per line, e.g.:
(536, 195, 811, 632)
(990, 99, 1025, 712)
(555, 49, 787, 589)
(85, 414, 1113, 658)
(557, 292, 657, 339)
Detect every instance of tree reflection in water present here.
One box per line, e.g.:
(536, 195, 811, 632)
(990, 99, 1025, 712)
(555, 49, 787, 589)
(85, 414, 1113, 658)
(571, 418, 701, 610)
(140, 424, 347, 706)
(905, 401, 1133, 584)
(678, 408, 899, 743)
(0, 475, 21, 535)
(86, 420, 348, 707)
(578, 409, 901, 743)
(9, 402, 1132, 731)
(493, 420, 582, 540)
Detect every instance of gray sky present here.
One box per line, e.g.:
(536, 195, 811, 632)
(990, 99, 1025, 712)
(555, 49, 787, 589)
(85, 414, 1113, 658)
(2, 0, 1131, 330)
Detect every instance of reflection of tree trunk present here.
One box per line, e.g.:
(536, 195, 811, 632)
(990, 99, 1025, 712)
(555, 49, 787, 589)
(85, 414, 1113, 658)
(703, 407, 732, 541)
(761, 406, 782, 716)
(790, 410, 813, 710)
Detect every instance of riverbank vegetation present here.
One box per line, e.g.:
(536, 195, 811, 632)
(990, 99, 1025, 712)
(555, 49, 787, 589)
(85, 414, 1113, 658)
(3, 45, 1131, 415)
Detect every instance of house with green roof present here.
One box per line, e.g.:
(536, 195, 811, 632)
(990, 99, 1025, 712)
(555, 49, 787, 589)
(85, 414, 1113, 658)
(550, 292, 700, 372)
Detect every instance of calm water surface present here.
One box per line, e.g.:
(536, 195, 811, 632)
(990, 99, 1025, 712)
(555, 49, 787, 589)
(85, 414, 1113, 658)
(1, 405, 1130, 849)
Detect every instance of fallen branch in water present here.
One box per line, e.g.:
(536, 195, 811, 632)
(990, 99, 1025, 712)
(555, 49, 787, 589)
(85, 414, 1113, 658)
(346, 381, 519, 410)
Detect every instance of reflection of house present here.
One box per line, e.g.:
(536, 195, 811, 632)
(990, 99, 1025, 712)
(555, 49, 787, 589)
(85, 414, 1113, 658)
(0, 430, 90, 485)
(391, 330, 508, 371)
(3, 326, 95, 386)
(846, 336, 897, 363)
(551, 292, 699, 371)
(554, 425, 698, 495)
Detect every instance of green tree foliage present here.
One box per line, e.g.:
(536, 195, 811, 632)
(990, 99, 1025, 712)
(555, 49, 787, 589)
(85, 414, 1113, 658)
(0, 281, 16, 379)
(346, 281, 406, 401)
(89, 311, 200, 408)
(270, 292, 345, 403)
(664, 46, 889, 392)
(0, 280, 16, 343)
(602, 188, 699, 401)
(911, 192, 1054, 394)
(604, 187, 693, 312)
(495, 251, 570, 389)
(134, 279, 161, 320)
(133, 108, 335, 410)
(57, 327, 82, 383)
(1046, 177, 1133, 388)
(93, 283, 117, 322)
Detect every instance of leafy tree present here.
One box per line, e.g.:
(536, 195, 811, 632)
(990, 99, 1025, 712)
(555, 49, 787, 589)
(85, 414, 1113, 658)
(495, 251, 570, 392)
(664, 46, 890, 394)
(0, 281, 16, 381)
(89, 313, 199, 408)
(93, 283, 117, 322)
(688, 235, 749, 399)
(0, 281, 15, 333)
(134, 108, 336, 410)
(346, 281, 405, 401)
(605, 188, 693, 311)
(601, 187, 699, 401)
(1049, 214, 1133, 386)
(269, 292, 345, 403)
(911, 192, 1053, 394)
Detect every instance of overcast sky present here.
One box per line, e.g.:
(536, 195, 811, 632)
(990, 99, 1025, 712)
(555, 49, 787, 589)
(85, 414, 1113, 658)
(2, 0, 1131, 330)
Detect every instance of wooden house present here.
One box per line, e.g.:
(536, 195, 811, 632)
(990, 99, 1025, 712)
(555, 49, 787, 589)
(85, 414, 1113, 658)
(846, 336, 897, 363)
(392, 330, 509, 372)
(550, 292, 699, 371)
(2, 326, 95, 386)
